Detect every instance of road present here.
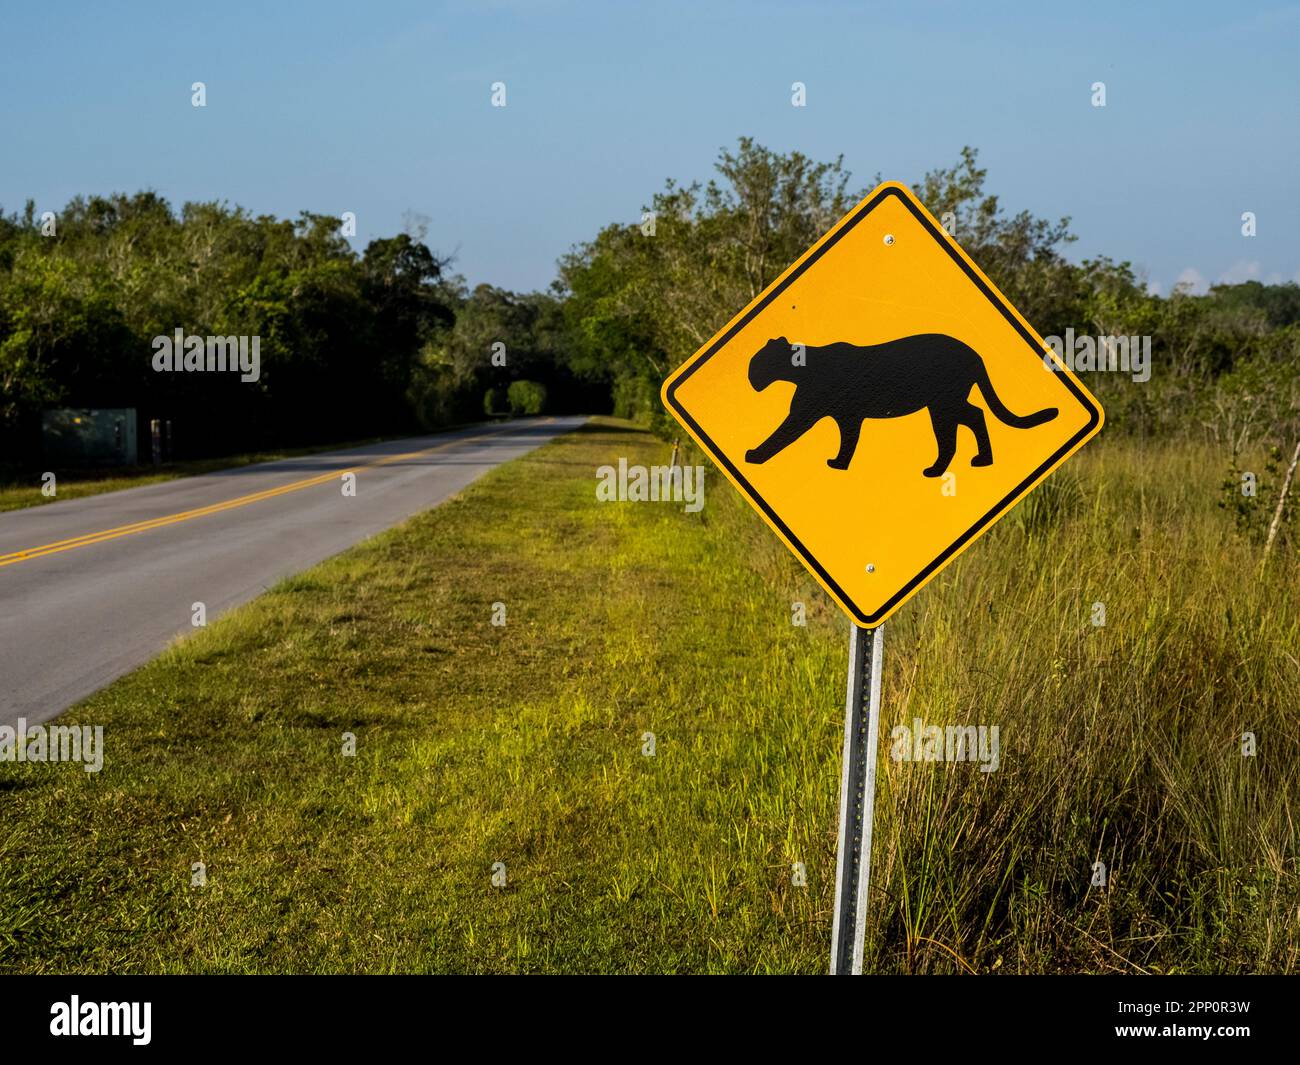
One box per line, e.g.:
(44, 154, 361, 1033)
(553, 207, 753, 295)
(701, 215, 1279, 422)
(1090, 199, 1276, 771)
(0, 416, 585, 726)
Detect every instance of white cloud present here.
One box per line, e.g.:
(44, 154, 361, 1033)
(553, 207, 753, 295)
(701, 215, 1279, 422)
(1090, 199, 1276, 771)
(1218, 259, 1261, 285)
(1174, 267, 1208, 295)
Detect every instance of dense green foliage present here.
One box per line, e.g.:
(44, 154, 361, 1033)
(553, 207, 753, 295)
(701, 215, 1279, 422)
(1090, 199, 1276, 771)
(506, 379, 548, 415)
(558, 142, 1300, 457)
(0, 198, 591, 465)
(405, 282, 598, 429)
(4, 140, 1297, 477)
(0, 196, 448, 461)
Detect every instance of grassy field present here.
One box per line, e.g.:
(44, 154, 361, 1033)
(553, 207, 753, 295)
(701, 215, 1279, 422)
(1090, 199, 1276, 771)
(0, 436, 413, 513)
(1, 417, 1297, 973)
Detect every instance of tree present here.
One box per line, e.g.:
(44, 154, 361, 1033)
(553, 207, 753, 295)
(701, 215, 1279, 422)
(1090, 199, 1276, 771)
(559, 140, 1089, 433)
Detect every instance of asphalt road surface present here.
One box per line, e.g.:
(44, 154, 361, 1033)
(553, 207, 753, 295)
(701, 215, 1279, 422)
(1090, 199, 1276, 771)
(0, 416, 585, 726)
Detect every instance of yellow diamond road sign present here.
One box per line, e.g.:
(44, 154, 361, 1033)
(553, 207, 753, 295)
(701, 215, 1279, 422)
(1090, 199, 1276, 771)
(662, 181, 1104, 628)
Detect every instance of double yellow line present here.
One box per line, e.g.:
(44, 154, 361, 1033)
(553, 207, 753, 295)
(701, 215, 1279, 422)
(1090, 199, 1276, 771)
(0, 423, 527, 570)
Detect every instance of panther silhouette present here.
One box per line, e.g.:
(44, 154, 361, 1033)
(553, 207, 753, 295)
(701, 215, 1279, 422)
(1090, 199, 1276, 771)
(743, 334, 1058, 477)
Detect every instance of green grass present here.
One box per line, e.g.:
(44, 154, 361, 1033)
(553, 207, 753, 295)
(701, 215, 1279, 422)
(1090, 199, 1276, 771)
(0, 436, 408, 513)
(1, 417, 1297, 973)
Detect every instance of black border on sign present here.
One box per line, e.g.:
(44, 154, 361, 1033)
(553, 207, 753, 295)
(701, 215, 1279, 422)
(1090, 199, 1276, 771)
(663, 185, 1103, 628)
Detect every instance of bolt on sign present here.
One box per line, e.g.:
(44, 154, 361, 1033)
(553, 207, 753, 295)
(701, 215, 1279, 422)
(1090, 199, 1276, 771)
(661, 182, 1104, 627)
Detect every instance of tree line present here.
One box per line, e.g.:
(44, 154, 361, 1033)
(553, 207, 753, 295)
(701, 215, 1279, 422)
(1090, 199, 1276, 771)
(560, 141, 1300, 457)
(3, 142, 1297, 469)
(0, 195, 598, 466)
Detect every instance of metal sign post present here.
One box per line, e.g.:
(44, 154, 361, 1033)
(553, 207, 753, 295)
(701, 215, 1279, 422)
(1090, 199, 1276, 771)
(830, 622, 885, 975)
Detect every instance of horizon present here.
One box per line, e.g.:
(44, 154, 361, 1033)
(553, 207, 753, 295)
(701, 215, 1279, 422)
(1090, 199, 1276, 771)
(2, 0, 1297, 296)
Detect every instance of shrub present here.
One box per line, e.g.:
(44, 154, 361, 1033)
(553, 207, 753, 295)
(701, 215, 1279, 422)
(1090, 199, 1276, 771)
(612, 373, 656, 423)
(507, 380, 547, 415)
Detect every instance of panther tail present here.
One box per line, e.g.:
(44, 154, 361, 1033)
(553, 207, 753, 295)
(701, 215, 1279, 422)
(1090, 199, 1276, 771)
(974, 361, 1057, 428)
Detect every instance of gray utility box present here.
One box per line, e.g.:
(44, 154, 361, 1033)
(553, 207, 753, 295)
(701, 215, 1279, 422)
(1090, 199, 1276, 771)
(42, 408, 138, 466)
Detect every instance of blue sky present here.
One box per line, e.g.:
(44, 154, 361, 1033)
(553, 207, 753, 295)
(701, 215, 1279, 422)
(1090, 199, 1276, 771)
(2, 0, 1297, 295)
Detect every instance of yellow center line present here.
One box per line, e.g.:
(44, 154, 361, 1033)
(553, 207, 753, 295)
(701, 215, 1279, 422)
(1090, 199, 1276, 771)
(0, 422, 537, 569)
